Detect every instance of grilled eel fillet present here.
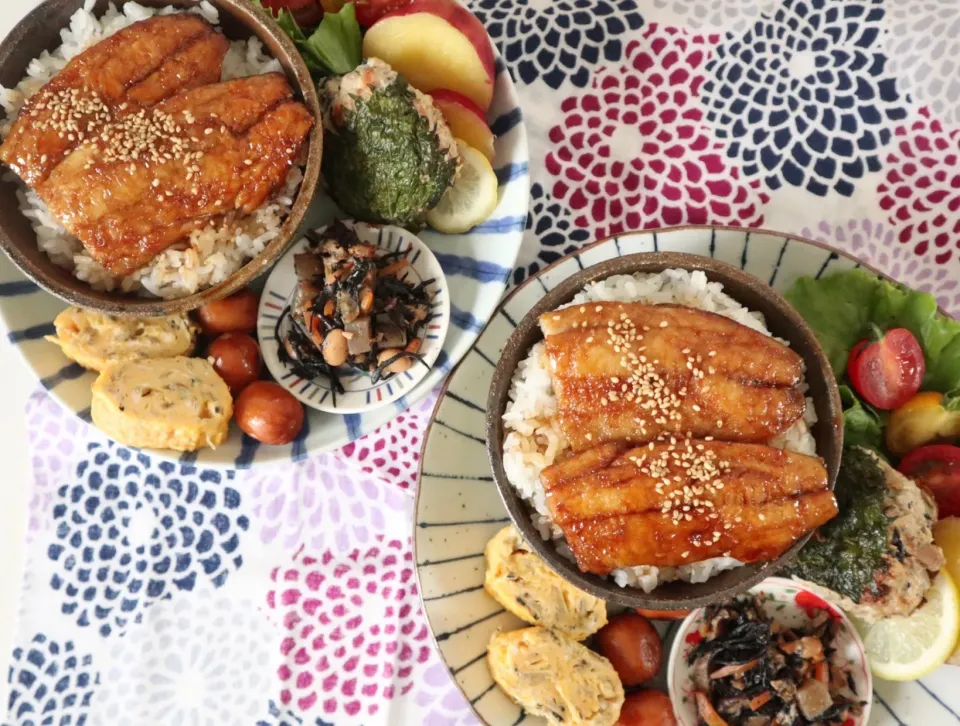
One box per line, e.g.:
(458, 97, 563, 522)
(38, 74, 314, 275)
(541, 440, 837, 575)
(0, 14, 228, 186)
(539, 302, 807, 452)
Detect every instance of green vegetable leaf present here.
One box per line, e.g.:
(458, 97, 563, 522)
(943, 389, 960, 412)
(253, 1, 361, 77)
(786, 269, 960, 393)
(839, 385, 884, 453)
(784, 269, 880, 374)
(304, 3, 362, 75)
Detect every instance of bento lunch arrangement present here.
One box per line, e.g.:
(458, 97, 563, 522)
(464, 261, 960, 726)
(0, 0, 505, 452)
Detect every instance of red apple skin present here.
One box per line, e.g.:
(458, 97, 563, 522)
(431, 88, 496, 162)
(430, 88, 486, 119)
(376, 0, 496, 86)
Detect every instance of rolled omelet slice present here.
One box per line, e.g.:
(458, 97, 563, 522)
(485, 526, 606, 640)
(91, 357, 232, 451)
(487, 627, 623, 726)
(47, 307, 198, 372)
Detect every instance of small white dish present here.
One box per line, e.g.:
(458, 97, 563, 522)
(258, 221, 450, 415)
(667, 577, 872, 726)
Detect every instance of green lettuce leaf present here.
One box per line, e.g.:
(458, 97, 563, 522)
(786, 268, 960, 393)
(784, 269, 881, 375)
(838, 385, 884, 454)
(304, 3, 362, 75)
(254, 1, 361, 77)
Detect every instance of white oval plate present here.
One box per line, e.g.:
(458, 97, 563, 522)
(259, 222, 450, 415)
(667, 577, 871, 726)
(414, 226, 958, 726)
(0, 52, 529, 468)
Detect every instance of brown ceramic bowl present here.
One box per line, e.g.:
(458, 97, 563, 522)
(486, 252, 843, 610)
(0, 0, 322, 315)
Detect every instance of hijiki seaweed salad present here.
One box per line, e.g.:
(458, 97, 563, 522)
(688, 595, 865, 726)
(277, 222, 433, 395)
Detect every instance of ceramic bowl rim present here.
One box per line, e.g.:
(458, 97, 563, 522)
(484, 250, 844, 610)
(0, 0, 323, 316)
(257, 221, 451, 415)
(666, 576, 873, 726)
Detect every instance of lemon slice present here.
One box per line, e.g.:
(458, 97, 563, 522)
(427, 139, 498, 234)
(851, 569, 960, 681)
(934, 518, 960, 664)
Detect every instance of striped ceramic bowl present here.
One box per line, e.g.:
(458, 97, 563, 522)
(258, 222, 450, 415)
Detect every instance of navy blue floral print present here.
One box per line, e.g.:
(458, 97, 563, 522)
(8, 634, 96, 726)
(47, 441, 248, 637)
(512, 182, 590, 286)
(468, 0, 644, 88)
(701, 0, 908, 197)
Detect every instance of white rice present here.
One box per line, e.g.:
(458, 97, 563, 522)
(0, 1, 302, 299)
(502, 269, 818, 593)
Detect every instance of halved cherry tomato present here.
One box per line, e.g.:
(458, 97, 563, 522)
(847, 327, 925, 410)
(261, 0, 324, 26)
(354, 0, 412, 27)
(899, 444, 960, 518)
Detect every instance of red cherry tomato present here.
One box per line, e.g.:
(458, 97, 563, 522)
(846, 327, 925, 410)
(354, 0, 412, 27)
(899, 444, 960, 518)
(261, 0, 324, 26)
(616, 690, 677, 726)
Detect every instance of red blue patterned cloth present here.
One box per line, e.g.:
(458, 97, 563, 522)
(7, 1, 960, 724)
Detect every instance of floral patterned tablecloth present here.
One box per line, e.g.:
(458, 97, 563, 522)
(6, 1, 960, 724)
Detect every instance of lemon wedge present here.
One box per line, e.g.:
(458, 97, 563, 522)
(934, 517, 960, 664)
(427, 139, 498, 234)
(851, 568, 959, 681)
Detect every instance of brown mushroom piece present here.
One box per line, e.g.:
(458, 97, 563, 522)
(796, 679, 832, 720)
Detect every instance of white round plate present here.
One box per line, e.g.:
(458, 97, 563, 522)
(0, 52, 529, 468)
(414, 226, 959, 726)
(258, 222, 450, 415)
(667, 577, 871, 726)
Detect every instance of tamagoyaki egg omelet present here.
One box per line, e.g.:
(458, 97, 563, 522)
(484, 525, 607, 640)
(91, 356, 231, 452)
(47, 307, 198, 372)
(487, 627, 624, 726)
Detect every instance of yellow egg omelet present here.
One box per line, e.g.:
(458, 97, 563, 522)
(484, 525, 607, 640)
(91, 357, 231, 451)
(487, 627, 624, 726)
(48, 307, 198, 372)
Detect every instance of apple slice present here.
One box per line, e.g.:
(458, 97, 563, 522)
(431, 89, 495, 163)
(363, 0, 495, 111)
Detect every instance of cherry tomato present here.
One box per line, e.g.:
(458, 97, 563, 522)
(847, 327, 925, 410)
(616, 690, 676, 726)
(899, 444, 960, 518)
(260, 0, 324, 26)
(354, 0, 412, 27)
(208, 333, 262, 395)
(595, 613, 662, 687)
(195, 289, 260, 336)
(235, 381, 304, 445)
